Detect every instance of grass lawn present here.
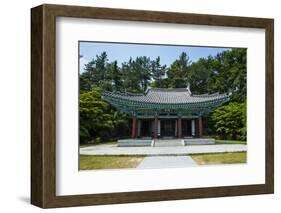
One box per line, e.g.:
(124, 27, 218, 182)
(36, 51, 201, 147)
(79, 155, 144, 170)
(190, 152, 247, 165)
(80, 141, 117, 148)
(215, 139, 247, 145)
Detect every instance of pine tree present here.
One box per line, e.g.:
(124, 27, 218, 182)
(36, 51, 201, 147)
(150, 56, 167, 88)
(167, 52, 191, 88)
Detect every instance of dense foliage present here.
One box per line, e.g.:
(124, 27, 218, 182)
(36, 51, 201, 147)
(79, 88, 113, 142)
(79, 48, 247, 143)
(212, 102, 246, 140)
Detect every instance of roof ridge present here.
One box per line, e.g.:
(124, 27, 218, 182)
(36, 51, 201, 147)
(149, 88, 189, 92)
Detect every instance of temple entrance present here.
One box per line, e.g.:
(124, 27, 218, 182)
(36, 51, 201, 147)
(182, 119, 192, 137)
(140, 119, 152, 137)
(137, 117, 200, 138)
(161, 120, 176, 137)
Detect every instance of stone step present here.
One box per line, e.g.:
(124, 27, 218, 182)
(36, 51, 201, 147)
(154, 139, 184, 147)
(118, 139, 152, 147)
(184, 138, 215, 145)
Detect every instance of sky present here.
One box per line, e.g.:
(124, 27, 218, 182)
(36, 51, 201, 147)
(79, 41, 231, 73)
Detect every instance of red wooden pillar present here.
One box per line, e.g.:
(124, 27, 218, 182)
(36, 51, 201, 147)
(198, 117, 203, 138)
(135, 119, 138, 138)
(131, 116, 137, 138)
(178, 117, 182, 138)
(195, 119, 199, 137)
(154, 116, 158, 139)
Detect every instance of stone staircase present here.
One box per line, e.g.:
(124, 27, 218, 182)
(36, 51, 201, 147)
(154, 139, 184, 147)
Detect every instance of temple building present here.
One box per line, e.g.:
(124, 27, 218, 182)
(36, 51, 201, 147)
(102, 86, 230, 140)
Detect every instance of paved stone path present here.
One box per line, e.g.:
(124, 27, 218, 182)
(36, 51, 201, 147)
(80, 144, 247, 156)
(137, 156, 197, 169)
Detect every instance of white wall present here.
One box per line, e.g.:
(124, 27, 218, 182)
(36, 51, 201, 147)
(0, 0, 279, 212)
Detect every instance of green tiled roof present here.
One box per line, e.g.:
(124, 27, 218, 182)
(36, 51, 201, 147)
(102, 88, 230, 117)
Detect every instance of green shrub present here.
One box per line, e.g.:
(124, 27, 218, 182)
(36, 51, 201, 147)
(212, 102, 246, 140)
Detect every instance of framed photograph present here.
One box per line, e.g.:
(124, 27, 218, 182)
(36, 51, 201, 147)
(31, 4, 274, 208)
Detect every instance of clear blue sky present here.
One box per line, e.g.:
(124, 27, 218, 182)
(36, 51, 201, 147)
(79, 41, 231, 72)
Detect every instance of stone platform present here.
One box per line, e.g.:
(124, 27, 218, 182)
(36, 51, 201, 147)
(80, 143, 247, 156)
(118, 139, 152, 147)
(118, 138, 215, 147)
(183, 138, 215, 145)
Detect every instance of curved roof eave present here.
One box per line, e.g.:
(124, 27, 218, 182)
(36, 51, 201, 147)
(102, 94, 230, 110)
(102, 92, 230, 106)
